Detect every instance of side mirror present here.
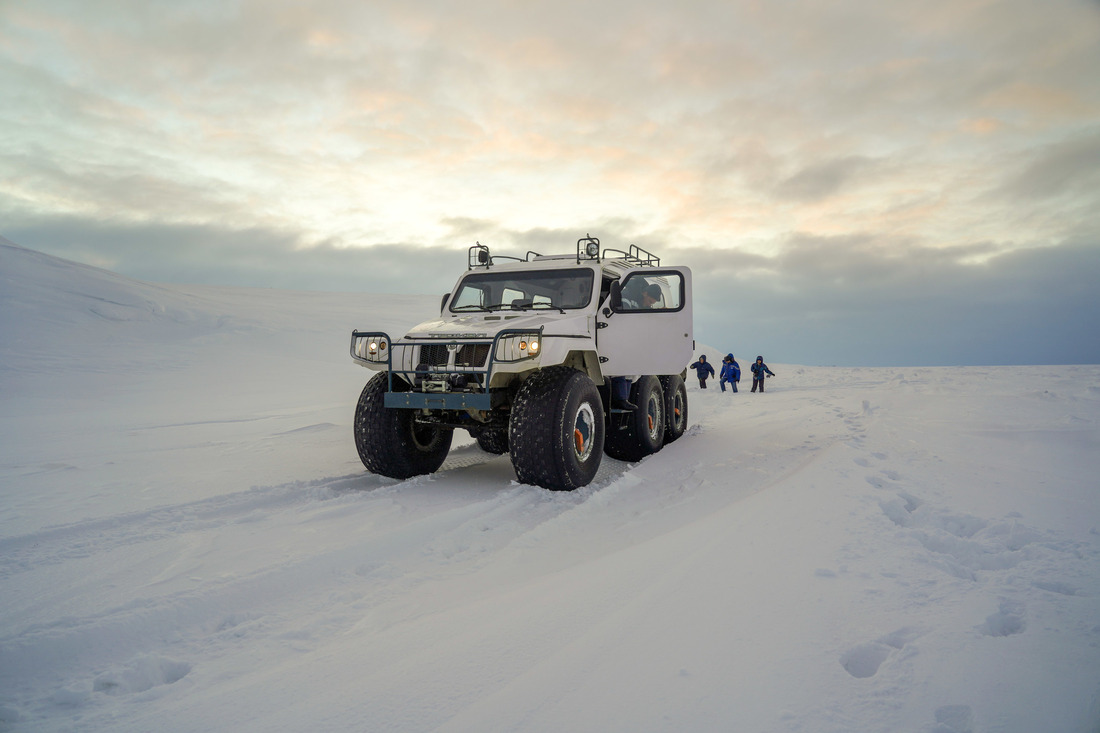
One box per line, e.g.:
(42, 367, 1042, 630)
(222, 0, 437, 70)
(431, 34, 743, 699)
(608, 281, 623, 312)
(440, 293, 450, 313)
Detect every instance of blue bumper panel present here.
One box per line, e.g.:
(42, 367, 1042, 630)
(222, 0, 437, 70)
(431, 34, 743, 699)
(384, 392, 493, 411)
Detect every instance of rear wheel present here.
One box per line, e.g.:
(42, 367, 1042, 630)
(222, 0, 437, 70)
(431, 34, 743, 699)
(473, 424, 509, 455)
(604, 375, 666, 462)
(354, 372, 453, 479)
(659, 374, 688, 444)
(509, 367, 605, 490)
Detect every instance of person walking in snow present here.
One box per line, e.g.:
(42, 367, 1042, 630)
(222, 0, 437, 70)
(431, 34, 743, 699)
(719, 353, 740, 393)
(689, 354, 715, 389)
(750, 355, 775, 392)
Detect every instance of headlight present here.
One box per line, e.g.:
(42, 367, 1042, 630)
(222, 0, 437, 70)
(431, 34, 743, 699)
(355, 335, 389, 362)
(497, 334, 542, 361)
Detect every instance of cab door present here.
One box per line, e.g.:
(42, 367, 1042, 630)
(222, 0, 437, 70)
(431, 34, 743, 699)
(596, 268, 693, 377)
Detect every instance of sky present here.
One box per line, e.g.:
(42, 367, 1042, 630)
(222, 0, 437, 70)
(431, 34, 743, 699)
(2, 0, 1099, 366)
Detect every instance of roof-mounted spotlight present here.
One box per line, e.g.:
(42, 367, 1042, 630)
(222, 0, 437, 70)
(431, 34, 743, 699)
(578, 234, 601, 261)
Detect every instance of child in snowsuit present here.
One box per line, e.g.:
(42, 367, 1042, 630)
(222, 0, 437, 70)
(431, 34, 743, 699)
(750, 356, 775, 392)
(720, 354, 740, 392)
(689, 355, 715, 389)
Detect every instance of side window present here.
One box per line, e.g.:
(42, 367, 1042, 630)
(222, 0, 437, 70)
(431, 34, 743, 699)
(452, 285, 485, 309)
(618, 272, 684, 312)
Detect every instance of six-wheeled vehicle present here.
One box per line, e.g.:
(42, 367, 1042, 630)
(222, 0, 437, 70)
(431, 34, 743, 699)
(350, 235, 693, 490)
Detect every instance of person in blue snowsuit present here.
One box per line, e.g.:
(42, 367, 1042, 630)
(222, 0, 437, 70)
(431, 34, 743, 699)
(750, 355, 775, 392)
(689, 354, 715, 389)
(720, 353, 740, 392)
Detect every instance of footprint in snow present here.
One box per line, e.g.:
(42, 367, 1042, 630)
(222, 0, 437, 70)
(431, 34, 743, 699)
(839, 627, 924, 678)
(979, 600, 1026, 637)
(1032, 580, 1079, 596)
(92, 655, 192, 696)
(931, 704, 974, 733)
(839, 642, 891, 679)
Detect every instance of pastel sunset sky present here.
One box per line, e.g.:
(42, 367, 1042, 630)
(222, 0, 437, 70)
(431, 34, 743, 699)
(3, 0, 1098, 365)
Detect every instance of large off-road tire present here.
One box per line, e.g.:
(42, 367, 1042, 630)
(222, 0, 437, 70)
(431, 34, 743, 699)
(473, 424, 509, 455)
(509, 367, 605, 490)
(354, 372, 453, 479)
(659, 374, 688, 444)
(604, 375, 666, 462)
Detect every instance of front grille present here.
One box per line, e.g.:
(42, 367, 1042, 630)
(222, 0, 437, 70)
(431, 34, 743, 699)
(457, 344, 490, 368)
(417, 342, 491, 369)
(420, 344, 448, 367)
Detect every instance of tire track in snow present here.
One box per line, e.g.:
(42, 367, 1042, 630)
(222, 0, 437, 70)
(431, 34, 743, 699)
(0, 442, 643, 711)
(0, 442, 519, 578)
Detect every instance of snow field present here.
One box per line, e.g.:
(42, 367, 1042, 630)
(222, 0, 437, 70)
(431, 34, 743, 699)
(2, 238, 1099, 732)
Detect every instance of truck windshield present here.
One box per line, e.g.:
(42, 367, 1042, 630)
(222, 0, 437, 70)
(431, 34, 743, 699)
(450, 268, 595, 312)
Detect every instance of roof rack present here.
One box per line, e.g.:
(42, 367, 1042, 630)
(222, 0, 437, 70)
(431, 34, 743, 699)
(468, 242, 541, 269)
(470, 237, 658, 269)
(600, 243, 660, 267)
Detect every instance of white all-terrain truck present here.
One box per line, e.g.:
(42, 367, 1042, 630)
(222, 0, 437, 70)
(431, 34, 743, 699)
(350, 236, 693, 490)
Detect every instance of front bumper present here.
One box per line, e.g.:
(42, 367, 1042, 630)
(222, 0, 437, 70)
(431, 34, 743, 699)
(350, 327, 544, 410)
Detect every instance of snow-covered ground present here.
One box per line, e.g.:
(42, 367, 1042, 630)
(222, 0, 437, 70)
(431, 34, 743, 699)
(2, 237, 1099, 733)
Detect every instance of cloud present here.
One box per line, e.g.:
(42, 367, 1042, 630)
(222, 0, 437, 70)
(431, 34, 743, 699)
(775, 156, 878, 202)
(6, 212, 1098, 366)
(999, 130, 1100, 202)
(683, 234, 1100, 366)
(3, 0, 1099, 366)
(0, 214, 460, 294)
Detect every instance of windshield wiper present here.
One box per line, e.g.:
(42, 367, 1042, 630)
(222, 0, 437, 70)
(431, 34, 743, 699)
(526, 302, 566, 314)
(506, 301, 567, 314)
(459, 302, 566, 314)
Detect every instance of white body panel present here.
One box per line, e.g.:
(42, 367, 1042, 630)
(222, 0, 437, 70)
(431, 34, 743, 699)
(597, 266, 693, 377)
(353, 250, 693, 387)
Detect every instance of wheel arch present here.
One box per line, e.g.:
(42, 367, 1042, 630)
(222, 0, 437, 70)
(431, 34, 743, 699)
(560, 349, 604, 383)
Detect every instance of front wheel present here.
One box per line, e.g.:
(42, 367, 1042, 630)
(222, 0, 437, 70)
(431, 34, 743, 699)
(509, 367, 605, 490)
(354, 372, 453, 479)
